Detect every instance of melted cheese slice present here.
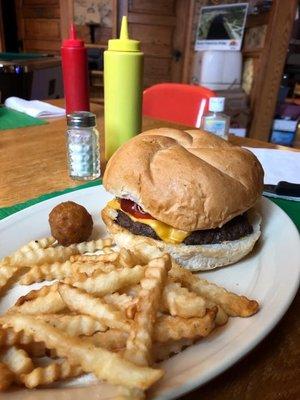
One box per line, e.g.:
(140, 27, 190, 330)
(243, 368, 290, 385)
(107, 199, 189, 245)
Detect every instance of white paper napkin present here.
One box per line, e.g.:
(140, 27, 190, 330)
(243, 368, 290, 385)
(245, 147, 300, 185)
(4, 97, 65, 118)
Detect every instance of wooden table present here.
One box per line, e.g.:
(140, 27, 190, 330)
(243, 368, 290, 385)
(0, 101, 299, 399)
(0, 101, 295, 208)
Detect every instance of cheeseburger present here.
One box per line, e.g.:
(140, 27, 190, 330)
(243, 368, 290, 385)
(102, 128, 264, 271)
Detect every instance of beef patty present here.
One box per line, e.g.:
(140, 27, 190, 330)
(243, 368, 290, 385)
(115, 210, 253, 245)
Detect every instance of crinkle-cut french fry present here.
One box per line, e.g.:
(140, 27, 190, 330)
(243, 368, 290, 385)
(21, 342, 48, 358)
(2, 246, 76, 268)
(98, 292, 138, 319)
(162, 282, 207, 318)
(58, 284, 131, 332)
(15, 283, 59, 306)
(0, 314, 164, 390)
(104, 293, 138, 319)
(0, 362, 14, 390)
(75, 248, 140, 270)
(2, 238, 112, 269)
(0, 263, 18, 290)
(118, 248, 141, 269)
(103, 246, 115, 253)
(154, 309, 216, 342)
(11, 289, 65, 315)
(20, 360, 83, 388)
(0, 346, 34, 378)
(16, 292, 64, 315)
(70, 248, 138, 268)
(153, 338, 194, 362)
(36, 314, 107, 336)
(125, 255, 171, 366)
(130, 243, 164, 264)
(18, 237, 56, 253)
(71, 238, 113, 253)
(169, 262, 259, 317)
(0, 327, 34, 346)
(76, 262, 117, 275)
(64, 265, 145, 296)
(204, 301, 228, 326)
(0, 237, 56, 266)
(106, 282, 224, 325)
(104, 293, 134, 311)
(71, 251, 119, 264)
(122, 284, 141, 298)
(19, 261, 74, 285)
(102, 285, 225, 324)
(85, 329, 128, 351)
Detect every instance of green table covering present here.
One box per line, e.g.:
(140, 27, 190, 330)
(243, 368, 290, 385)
(0, 52, 48, 61)
(0, 180, 299, 232)
(0, 107, 47, 130)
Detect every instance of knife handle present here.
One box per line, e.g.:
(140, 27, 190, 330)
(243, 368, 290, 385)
(276, 181, 300, 196)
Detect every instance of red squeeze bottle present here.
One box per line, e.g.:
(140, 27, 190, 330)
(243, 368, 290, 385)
(61, 24, 90, 114)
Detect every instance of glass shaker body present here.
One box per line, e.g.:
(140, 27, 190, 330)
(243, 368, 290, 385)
(201, 111, 230, 139)
(66, 112, 100, 181)
(201, 97, 230, 139)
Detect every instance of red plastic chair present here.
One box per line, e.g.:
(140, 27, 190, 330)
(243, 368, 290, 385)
(143, 83, 215, 127)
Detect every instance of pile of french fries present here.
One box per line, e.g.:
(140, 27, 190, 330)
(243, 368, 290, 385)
(0, 236, 259, 398)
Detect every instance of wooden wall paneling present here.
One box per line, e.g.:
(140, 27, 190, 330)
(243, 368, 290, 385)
(128, 14, 176, 26)
(0, 1, 5, 51)
(111, 0, 118, 37)
(79, 1, 118, 103)
(129, 0, 175, 15)
(182, 0, 195, 83)
(22, 5, 60, 18)
(127, 0, 192, 86)
(130, 24, 173, 49)
(15, 0, 25, 51)
(171, 0, 192, 83)
(16, 0, 62, 54)
(249, 0, 298, 140)
(144, 57, 172, 87)
(22, 39, 62, 53)
(127, 0, 175, 87)
(24, 0, 58, 5)
(24, 18, 61, 40)
(59, 0, 73, 40)
(76, 25, 112, 45)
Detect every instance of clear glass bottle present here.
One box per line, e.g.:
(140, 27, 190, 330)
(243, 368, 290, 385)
(66, 111, 100, 180)
(201, 97, 230, 139)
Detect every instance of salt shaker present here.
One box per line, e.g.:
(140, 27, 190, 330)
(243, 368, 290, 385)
(66, 112, 100, 180)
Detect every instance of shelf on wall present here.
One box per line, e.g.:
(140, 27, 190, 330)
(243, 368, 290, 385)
(86, 43, 107, 49)
(91, 83, 104, 88)
(90, 70, 103, 76)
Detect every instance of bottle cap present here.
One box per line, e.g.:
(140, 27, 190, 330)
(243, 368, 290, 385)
(209, 97, 225, 112)
(108, 16, 141, 52)
(62, 24, 84, 48)
(67, 112, 96, 128)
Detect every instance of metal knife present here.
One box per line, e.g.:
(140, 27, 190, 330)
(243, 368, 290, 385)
(263, 181, 300, 201)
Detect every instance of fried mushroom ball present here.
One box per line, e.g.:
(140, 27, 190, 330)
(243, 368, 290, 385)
(49, 201, 93, 246)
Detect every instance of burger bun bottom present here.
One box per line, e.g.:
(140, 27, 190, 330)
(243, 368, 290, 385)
(101, 206, 261, 271)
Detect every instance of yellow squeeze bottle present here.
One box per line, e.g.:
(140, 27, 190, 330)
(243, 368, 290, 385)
(104, 16, 144, 160)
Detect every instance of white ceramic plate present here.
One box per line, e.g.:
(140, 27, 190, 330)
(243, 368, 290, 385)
(1, 186, 299, 400)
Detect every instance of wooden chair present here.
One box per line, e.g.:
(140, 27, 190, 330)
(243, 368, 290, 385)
(143, 83, 215, 127)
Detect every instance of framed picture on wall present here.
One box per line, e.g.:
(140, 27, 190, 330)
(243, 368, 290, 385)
(195, 3, 249, 51)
